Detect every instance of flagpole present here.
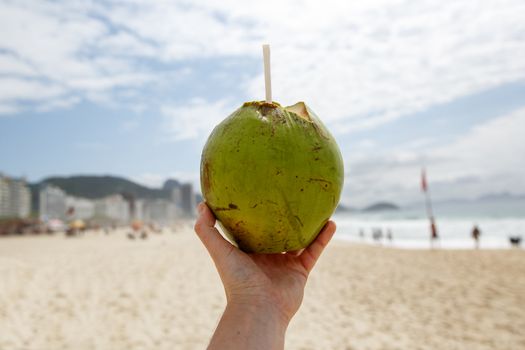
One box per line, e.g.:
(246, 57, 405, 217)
(425, 184, 434, 220)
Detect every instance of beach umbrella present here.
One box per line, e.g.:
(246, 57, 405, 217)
(48, 219, 65, 231)
(70, 220, 85, 230)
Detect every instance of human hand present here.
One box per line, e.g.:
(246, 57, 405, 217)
(194, 202, 336, 326)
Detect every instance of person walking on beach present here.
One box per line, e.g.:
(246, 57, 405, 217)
(430, 217, 439, 249)
(386, 228, 393, 243)
(472, 224, 481, 249)
(194, 202, 336, 349)
(372, 228, 383, 244)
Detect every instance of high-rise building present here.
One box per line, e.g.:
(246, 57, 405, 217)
(65, 196, 95, 220)
(94, 194, 130, 224)
(39, 185, 67, 220)
(180, 183, 196, 216)
(133, 199, 145, 221)
(171, 185, 183, 208)
(0, 177, 8, 217)
(143, 199, 180, 225)
(0, 174, 31, 219)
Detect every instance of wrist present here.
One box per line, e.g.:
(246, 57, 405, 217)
(226, 296, 291, 330)
(208, 298, 289, 350)
(226, 290, 295, 327)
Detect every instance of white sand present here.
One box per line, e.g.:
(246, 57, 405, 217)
(1, 228, 524, 350)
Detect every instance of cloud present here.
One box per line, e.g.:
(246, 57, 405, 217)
(130, 173, 167, 188)
(110, 0, 525, 139)
(104, 1, 257, 60)
(119, 118, 141, 133)
(241, 0, 525, 131)
(0, 78, 67, 108)
(67, 73, 155, 92)
(0, 53, 36, 76)
(429, 107, 525, 183)
(132, 171, 200, 190)
(96, 32, 158, 59)
(1, 0, 525, 135)
(0, 103, 19, 116)
(343, 107, 525, 206)
(161, 98, 236, 141)
(0, 1, 160, 111)
(35, 96, 81, 112)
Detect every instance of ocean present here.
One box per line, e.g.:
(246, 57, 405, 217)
(333, 198, 525, 249)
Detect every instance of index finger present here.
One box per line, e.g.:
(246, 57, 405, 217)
(194, 202, 237, 265)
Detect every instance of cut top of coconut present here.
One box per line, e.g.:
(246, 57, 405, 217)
(241, 100, 312, 122)
(285, 102, 311, 122)
(242, 101, 280, 109)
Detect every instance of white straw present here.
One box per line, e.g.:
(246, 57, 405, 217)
(262, 44, 272, 103)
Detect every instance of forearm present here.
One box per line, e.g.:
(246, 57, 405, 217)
(208, 300, 289, 350)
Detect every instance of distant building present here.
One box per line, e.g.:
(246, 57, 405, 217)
(0, 174, 31, 219)
(144, 199, 180, 225)
(171, 186, 183, 208)
(168, 182, 196, 217)
(180, 183, 196, 216)
(65, 196, 95, 220)
(0, 177, 8, 217)
(39, 185, 67, 220)
(133, 199, 145, 221)
(123, 195, 147, 222)
(94, 194, 130, 224)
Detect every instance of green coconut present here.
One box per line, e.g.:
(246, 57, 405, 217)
(200, 101, 344, 253)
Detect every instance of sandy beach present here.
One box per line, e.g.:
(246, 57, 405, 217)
(0, 227, 524, 350)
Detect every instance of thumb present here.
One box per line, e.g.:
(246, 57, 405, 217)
(299, 221, 336, 273)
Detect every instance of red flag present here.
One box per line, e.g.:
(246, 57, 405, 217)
(421, 168, 427, 192)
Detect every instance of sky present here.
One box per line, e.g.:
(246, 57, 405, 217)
(1, 0, 525, 207)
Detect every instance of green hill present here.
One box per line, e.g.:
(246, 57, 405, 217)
(32, 175, 172, 200)
(362, 202, 400, 212)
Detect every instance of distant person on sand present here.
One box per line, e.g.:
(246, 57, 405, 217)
(194, 202, 336, 349)
(472, 225, 481, 249)
(430, 217, 439, 248)
(372, 228, 383, 244)
(359, 228, 365, 240)
(387, 228, 393, 243)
